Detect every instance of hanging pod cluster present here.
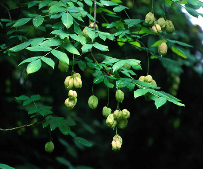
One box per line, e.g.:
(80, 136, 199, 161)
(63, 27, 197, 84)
(102, 89, 130, 151)
(145, 12, 175, 56)
(64, 72, 82, 109)
(145, 12, 175, 35)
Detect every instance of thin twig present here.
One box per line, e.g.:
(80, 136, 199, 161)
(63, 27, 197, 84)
(1, 3, 12, 20)
(90, 50, 99, 64)
(93, 0, 97, 30)
(0, 114, 52, 132)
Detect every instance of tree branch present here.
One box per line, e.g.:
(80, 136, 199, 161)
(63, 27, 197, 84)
(93, 0, 97, 30)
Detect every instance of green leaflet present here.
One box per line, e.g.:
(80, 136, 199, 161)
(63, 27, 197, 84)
(9, 42, 31, 52)
(167, 39, 193, 48)
(19, 56, 41, 66)
(27, 59, 42, 74)
(113, 5, 128, 12)
(74, 137, 93, 147)
(154, 97, 167, 109)
(26, 46, 52, 51)
(51, 49, 69, 64)
(93, 42, 109, 51)
(84, 0, 93, 6)
(151, 40, 167, 47)
(41, 57, 55, 69)
(63, 42, 80, 55)
(13, 18, 31, 27)
(171, 47, 187, 59)
(33, 15, 44, 28)
(0, 163, 15, 169)
(61, 12, 73, 29)
(134, 89, 149, 98)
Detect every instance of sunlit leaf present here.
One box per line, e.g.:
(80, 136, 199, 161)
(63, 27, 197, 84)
(27, 59, 42, 74)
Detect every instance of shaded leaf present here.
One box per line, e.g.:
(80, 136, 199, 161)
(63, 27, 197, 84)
(167, 39, 193, 48)
(27, 46, 52, 51)
(134, 89, 149, 98)
(31, 94, 41, 101)
(33, 15, 44, 27)
(74, 137, 93, 147)
(9, 42, 31, 52)
(13, 18, 31, 27)
(113, 5, 128, 12)
(124, 19, 142, 28)
(93, 42, 109, 51)
(78, 60, 86, 71)
(15, 95, 30, 101)
(93, 76, 104, 84)
(41, 57, 55, 69)
(19, 56, 41, 66)
(63, 42, 80, 55)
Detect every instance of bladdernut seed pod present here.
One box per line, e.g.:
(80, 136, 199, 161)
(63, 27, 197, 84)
(73, 77, 82, 88)
(138, 76, 145, 82)
(64, 76, 74, 90)
(113, 134, 123, 146)
(102, 106, 112, 117)
(117, 118, 128, 129)
(145, 75, 153, 83)
(58, 61, 69, 72)
(72, 72, 81, 79)
(157, 18, 166, 29)
(88, 95, 98, 109)
(158, 42, 168, 56)
(122, 109, 130, 119)
(113, 110, 122, 120)
(64, 97, 77, 109)
(112, 139, 121, 151)
(106, 114, 115, 128)
(45, 141, 54, 153)
(112, 134, 123, 151)
(89, 22, 99, 30)
(68, 90, 77, 99)
(115, 89, 124, 103)
(152, 24, 162, 34)
(152, 80, 157, 87)
(145, 12, 155, 26)
(165, 20, 175, 34)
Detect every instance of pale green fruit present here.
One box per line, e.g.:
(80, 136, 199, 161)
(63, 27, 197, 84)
(151, 80, 157, 87)
(64, 76, 74, 90)
(89, 22, 99, 30)
(115, 89, 124, 103)
(88, 95, 98, 109)
(113, 110, 122, 120)
(58, 61, 69, 72)
(165, 20, 175, 34)
(152, 24, 162, 34)
(158, 42, 168, 56)
(145, 75, 153, 83)
(72, 72, 81, 79)
(138, 76, 145, 82)
(113, 134, 123, 145)
(45, 141, 54, 153)
(157, 18, 166, 29)
(106, 114, 115, 127)
(73, 77, 82, 88)
(145, 12, 155, 26)
(111, 139, 121, 151)
(102, 106, 112, 117)
(68, 90, 77, 99)
(122, 109, 130, 119)
(117, 118, 128, 129)
(64, 97, 77, 109)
